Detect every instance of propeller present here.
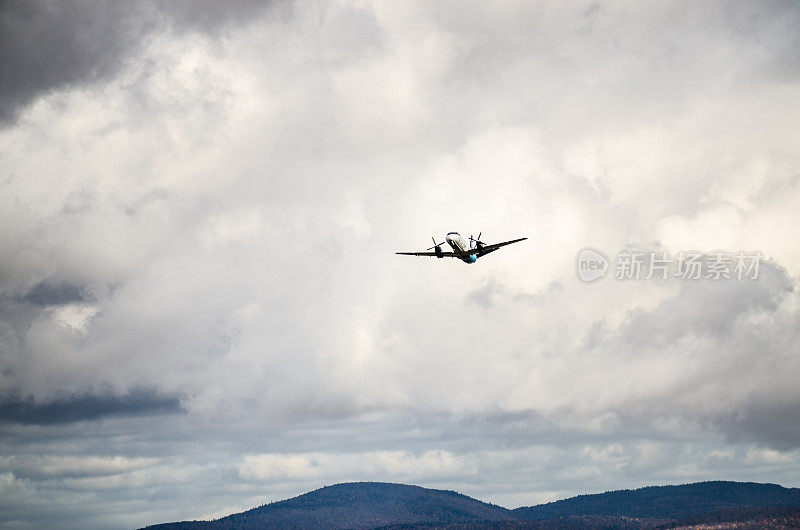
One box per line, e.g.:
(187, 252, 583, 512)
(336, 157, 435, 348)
(469, 232, 484, 249)
(426, 236, 446, 250)
(427, 236, 446, 258)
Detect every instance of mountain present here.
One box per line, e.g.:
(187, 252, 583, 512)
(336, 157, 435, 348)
(144, 482, 513, 530)
(143, 480, 800, 529)
(512, 480, 800, 521)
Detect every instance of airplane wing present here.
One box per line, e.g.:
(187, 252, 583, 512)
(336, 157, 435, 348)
(468, 237, 527, 256)
(395, 251, 458, 257)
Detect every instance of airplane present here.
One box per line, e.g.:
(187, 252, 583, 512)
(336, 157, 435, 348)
(396, 232, 527, 264)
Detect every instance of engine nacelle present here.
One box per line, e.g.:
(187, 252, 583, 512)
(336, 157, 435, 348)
(435, 245, 443, 258)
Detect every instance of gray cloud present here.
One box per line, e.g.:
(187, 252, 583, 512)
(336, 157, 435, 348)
(0, 0, 278, 124)
(0, 1, 148, 123)
(157, 0, 285, 33)
(0, 389, 183, 425)
(574, 260, 800, 449)
(18, 282, 87, 306)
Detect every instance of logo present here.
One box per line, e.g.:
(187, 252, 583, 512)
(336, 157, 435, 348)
(576, 248, 609, 282)
(575, 248, 762, 283)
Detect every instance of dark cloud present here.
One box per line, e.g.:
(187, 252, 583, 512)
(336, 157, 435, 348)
(19, 281, 87, 306)
(0, 389, 183, 425)
(0, 0, 278, 123)
(715, 393, 800, 451)
(157, 0, 283, 34)
(0, 1, 148, 123)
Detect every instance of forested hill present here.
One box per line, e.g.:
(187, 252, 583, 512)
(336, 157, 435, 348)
(513, 480, 800, 521)
(143, 480, 800, 529)
(144, 482, 513, 529)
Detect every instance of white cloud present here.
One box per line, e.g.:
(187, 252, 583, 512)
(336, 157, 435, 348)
(1, 455, 159, 480)
(239, 450, 469, 483)
(50, 304, 99, 333)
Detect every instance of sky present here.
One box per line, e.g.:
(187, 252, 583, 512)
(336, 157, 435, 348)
(1, 0, 800, 528)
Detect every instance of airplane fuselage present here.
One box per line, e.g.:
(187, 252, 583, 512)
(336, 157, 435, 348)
(445, 232, 478, 263)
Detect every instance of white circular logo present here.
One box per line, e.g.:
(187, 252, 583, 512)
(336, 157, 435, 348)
(576, 248, 608, 282)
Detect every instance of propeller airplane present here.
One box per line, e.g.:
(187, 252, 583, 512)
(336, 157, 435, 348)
(396, 232, 527, 264)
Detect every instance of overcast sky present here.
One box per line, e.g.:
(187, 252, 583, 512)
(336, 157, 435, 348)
(1, 1, 800, 528)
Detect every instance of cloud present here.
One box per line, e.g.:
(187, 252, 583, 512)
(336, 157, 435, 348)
(239, 450, 470, 483)
(577, 261, 800, 449)
(0, 389, 183, 425)
(0, 0, 278, 124)
(2, 455, 160, 480)
(0, 1, 147, 123)
(1, 0, 800, 528)
(18, 282, 87, 307)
